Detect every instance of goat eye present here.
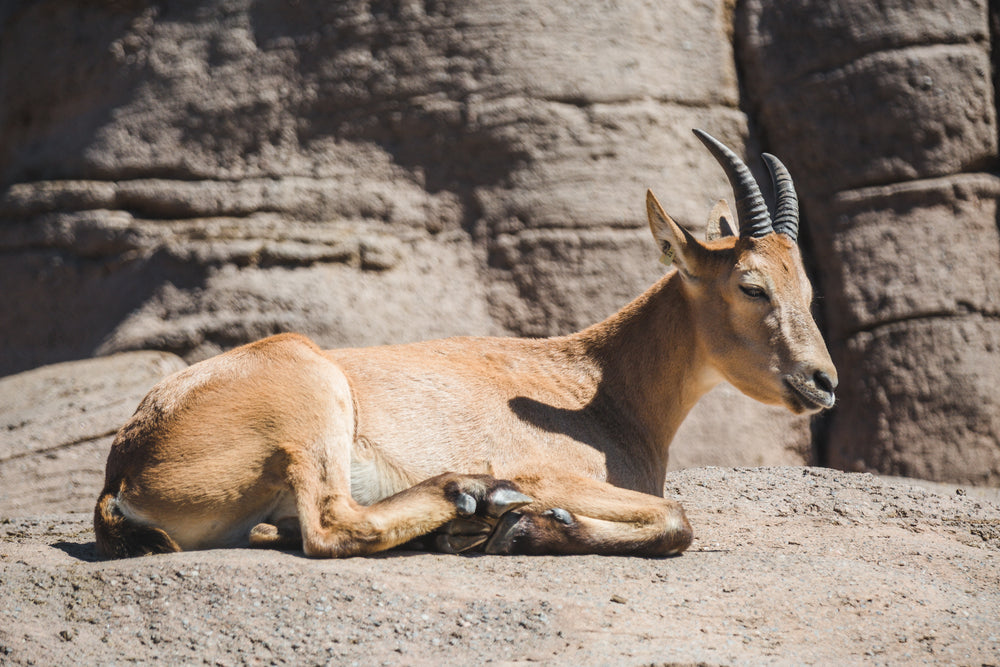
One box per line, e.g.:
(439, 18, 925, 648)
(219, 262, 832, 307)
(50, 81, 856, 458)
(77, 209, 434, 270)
(739, 284, 768, 300)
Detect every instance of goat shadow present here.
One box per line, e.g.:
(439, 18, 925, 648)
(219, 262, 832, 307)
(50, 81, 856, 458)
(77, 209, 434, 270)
(508, 396, 619, 448)
(52, 540, 101, 562)
(50, 539, 466, 563)
(506, 394, 652, 477)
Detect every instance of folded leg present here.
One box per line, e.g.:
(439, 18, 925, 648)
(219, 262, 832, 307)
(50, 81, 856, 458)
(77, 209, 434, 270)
(249, 470, 532, 557)
(481, 472, 693, 556)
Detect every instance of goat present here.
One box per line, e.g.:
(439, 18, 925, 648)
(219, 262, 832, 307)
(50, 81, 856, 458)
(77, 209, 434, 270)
(94, 130, 837, 559)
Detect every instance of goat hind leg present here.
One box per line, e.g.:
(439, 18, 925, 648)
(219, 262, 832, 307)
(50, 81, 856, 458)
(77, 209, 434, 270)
(293, 470, 533, 557)
(483, 473, 693, 557)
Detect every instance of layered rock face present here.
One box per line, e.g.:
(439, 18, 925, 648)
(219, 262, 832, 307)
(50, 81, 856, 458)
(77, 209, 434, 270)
(0, 0, 810, 473)
(2, 0, 997, 481)
(0, 0, 743, 370)
(0, 352, 187, 515)
(738, 0, 1000, 483)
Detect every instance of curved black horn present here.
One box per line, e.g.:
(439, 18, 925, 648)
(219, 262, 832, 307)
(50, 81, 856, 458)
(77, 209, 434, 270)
(762, 153, 799, 242)
(692, 129, 772, 238)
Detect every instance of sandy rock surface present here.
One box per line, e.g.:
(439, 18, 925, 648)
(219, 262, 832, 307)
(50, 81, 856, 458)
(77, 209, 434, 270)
(2, 466, 998, 665)
(0, 352, 188, 517)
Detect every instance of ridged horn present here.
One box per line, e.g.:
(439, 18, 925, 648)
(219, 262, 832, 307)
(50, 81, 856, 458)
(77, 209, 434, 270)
(761, 153, 799, 242)
(692, 129, 772, 238)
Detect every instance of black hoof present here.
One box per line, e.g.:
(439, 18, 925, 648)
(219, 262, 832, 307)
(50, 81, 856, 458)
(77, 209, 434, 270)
(544, 507, 573, 525)
(434, 517, 491, 553)
(482, 511, 527, 555)
(483, 487, 534, 518)
(455, 492, 477, 516)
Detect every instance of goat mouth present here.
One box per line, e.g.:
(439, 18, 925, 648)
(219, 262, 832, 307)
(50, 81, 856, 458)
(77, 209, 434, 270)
(784, 376, 836, 412)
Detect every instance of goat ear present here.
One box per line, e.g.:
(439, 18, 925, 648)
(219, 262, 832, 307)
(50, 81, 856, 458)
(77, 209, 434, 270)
(706, 199, 737, 240)
(646, 190, 703, 277)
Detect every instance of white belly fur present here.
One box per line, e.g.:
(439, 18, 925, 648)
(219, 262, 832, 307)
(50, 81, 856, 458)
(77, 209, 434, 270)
(349, 437, 417, 506)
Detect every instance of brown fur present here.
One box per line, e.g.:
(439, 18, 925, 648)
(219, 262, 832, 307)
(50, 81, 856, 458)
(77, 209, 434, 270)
(94, 189, 836, 560)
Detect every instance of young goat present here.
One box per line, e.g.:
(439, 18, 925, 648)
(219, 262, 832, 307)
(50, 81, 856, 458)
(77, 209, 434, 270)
(95, 130, 837, 559)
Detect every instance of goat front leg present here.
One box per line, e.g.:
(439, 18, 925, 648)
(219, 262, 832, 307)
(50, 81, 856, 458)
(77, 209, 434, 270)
(250, 471, 532, 557)
(480, 472, 693, 557)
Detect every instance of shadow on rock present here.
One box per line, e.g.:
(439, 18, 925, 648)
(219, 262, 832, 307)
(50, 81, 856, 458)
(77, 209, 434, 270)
(52, 540, 100, 563)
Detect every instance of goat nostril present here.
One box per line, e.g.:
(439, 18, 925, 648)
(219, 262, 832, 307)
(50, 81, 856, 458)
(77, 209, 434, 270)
(813, 370, 836, 395)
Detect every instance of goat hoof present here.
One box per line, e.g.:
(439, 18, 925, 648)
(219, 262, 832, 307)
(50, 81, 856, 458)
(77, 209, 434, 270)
(544, 507, 573, 525)
(249, 518, 302, 550)
(435, 532, 488, 554)
(483, 486, 534, 519)
(482, 511, 527, 555)
(442, 475, 529, 519)
(455, 492, 477, 516)
(434, 517, 491, 553)
(249, 522, 278, 544)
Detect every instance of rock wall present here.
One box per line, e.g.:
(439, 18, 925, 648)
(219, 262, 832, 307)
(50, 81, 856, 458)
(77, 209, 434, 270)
(0, 351, 187, 516)
(0, 0, 811, 473)
(737, 0, 1000, 483)
(2, 0, 998, 480)
(0, 0, 744, 370)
